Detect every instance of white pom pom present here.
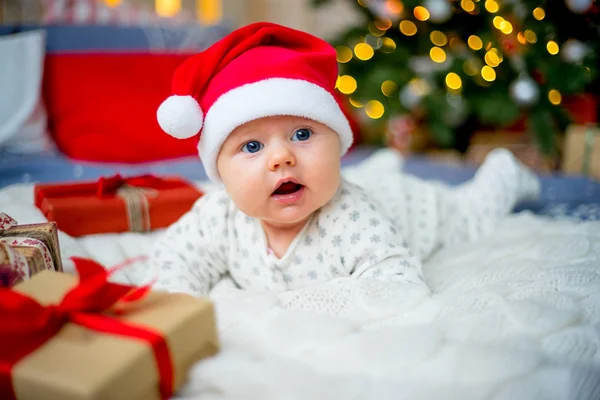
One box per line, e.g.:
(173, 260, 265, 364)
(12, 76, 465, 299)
(157, 95, 204, 139)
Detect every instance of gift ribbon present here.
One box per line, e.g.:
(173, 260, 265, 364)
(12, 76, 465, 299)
(96, 175, 162, 233)
(0, 257, 173, 400)
(1, 237, 55, 273)
(0, 213, 17, 232)
(0, 243, 27, 287)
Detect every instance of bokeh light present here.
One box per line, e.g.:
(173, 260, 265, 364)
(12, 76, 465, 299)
(365, 100, 385, 119)
(336, 75, 358, 94)
(336, 46, 353, 63)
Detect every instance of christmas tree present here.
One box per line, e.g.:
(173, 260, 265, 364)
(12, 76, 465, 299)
(314, 0, 599, 155)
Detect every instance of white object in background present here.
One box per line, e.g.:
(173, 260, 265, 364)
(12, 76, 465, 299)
(0, 29, 55, 153)
(509, 74, 540, 107)
(565, 0, 593, 13)
(424, 0, 453, 23)
(561, 39, 589, 64)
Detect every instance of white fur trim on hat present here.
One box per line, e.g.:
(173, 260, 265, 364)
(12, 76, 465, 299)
(157, 95, 204, 139)
(199, 78, 353, 183)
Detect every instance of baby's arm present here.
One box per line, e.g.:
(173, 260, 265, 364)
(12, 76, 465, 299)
(278, 184, 430, 321)
(279, 233, 430, 322)
(148, 191, 229, 297)
(352, 242, 426, 287)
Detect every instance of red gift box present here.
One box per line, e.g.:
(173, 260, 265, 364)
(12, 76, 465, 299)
(34, 175, 203, 237)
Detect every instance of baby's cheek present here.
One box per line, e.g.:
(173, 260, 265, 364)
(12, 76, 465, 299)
(228, 181, 263, 215)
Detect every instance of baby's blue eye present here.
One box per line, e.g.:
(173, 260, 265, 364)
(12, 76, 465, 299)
(242, 141, 263, 153)
(292, 128, 312, 142)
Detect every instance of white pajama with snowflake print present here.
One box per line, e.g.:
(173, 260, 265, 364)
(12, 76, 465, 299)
(149, 178, 425, 297)
(149, 149, 540, 298)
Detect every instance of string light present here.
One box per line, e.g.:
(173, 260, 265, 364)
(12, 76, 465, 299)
(445, 73, 462, 91)
(430, 47, 447, 63)
(354, 43, 375, 60)
(481, 65, 496, 81)
(197, 0, 222, 25)
(374, 18, 393, 31)
(533, 7, 545, 20)
(484, 48, 503, 67)
(500, 20, 513, 34)
(336, 75, 357, 94)
(369, 22, 386, 37)
(461, 0, 476, 12)
(517, 32, 526, 45)
(548, 89, 562, 105)
(547, 40, 559, 55)
(349, 98, 364, 108)
(105, 0, 122, 7)
(430, 31, 448, 46)
(492, 16, 504, 29)
(381, 37, 397, 53)
(336, 46, 353, 63)
(156, 0, 180, 17)
(414, 6, 430, 21)
(399, 20, 418, 36)
(385, 0, 404, 14)
(524, 30, 537, 43)
(381, 80, 399, 97)
(365, 100, 385, 119)
(467, 35, 483, 50)
(484, 0, 499, 12)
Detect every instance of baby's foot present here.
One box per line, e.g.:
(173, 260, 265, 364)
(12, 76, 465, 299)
(484, 148, 541, 202)
(361, 147, 405, 173)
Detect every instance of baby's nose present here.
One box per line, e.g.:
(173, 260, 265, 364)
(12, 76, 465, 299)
(268, 147, 296, 170)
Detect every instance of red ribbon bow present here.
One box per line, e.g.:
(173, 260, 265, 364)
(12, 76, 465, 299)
(0, 258, 173, 400)
(95, 174, 173, 198)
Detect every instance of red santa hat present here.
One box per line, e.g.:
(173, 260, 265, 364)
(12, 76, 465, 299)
(156, 22, 353, 183)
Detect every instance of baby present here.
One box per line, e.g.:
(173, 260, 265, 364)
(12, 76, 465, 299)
(150, 22, 540, 300)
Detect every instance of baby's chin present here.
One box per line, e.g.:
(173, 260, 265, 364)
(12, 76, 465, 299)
(256, 206, 318, 229)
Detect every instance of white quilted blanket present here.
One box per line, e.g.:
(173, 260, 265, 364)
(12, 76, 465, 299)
(1, 174, 599, 400)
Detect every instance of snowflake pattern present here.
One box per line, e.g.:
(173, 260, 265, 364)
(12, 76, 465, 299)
(149, 178, 447, 296)
(318, 226, 327, 238)
(304, 235, 313, 246)
(332, 235, 342, 247)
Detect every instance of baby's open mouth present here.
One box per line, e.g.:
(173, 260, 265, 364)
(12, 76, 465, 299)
(273, 181, 304, 195)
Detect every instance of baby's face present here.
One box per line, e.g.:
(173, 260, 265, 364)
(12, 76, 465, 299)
(216, 115, 341, 228)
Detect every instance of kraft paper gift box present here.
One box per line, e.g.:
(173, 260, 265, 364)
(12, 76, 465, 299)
(0, 259, 220, 400)
(562, 124, 600, 179)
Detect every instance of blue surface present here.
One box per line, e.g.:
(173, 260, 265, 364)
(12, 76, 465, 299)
(0, 23, 231, 53)
(1, 147, 599, 220)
